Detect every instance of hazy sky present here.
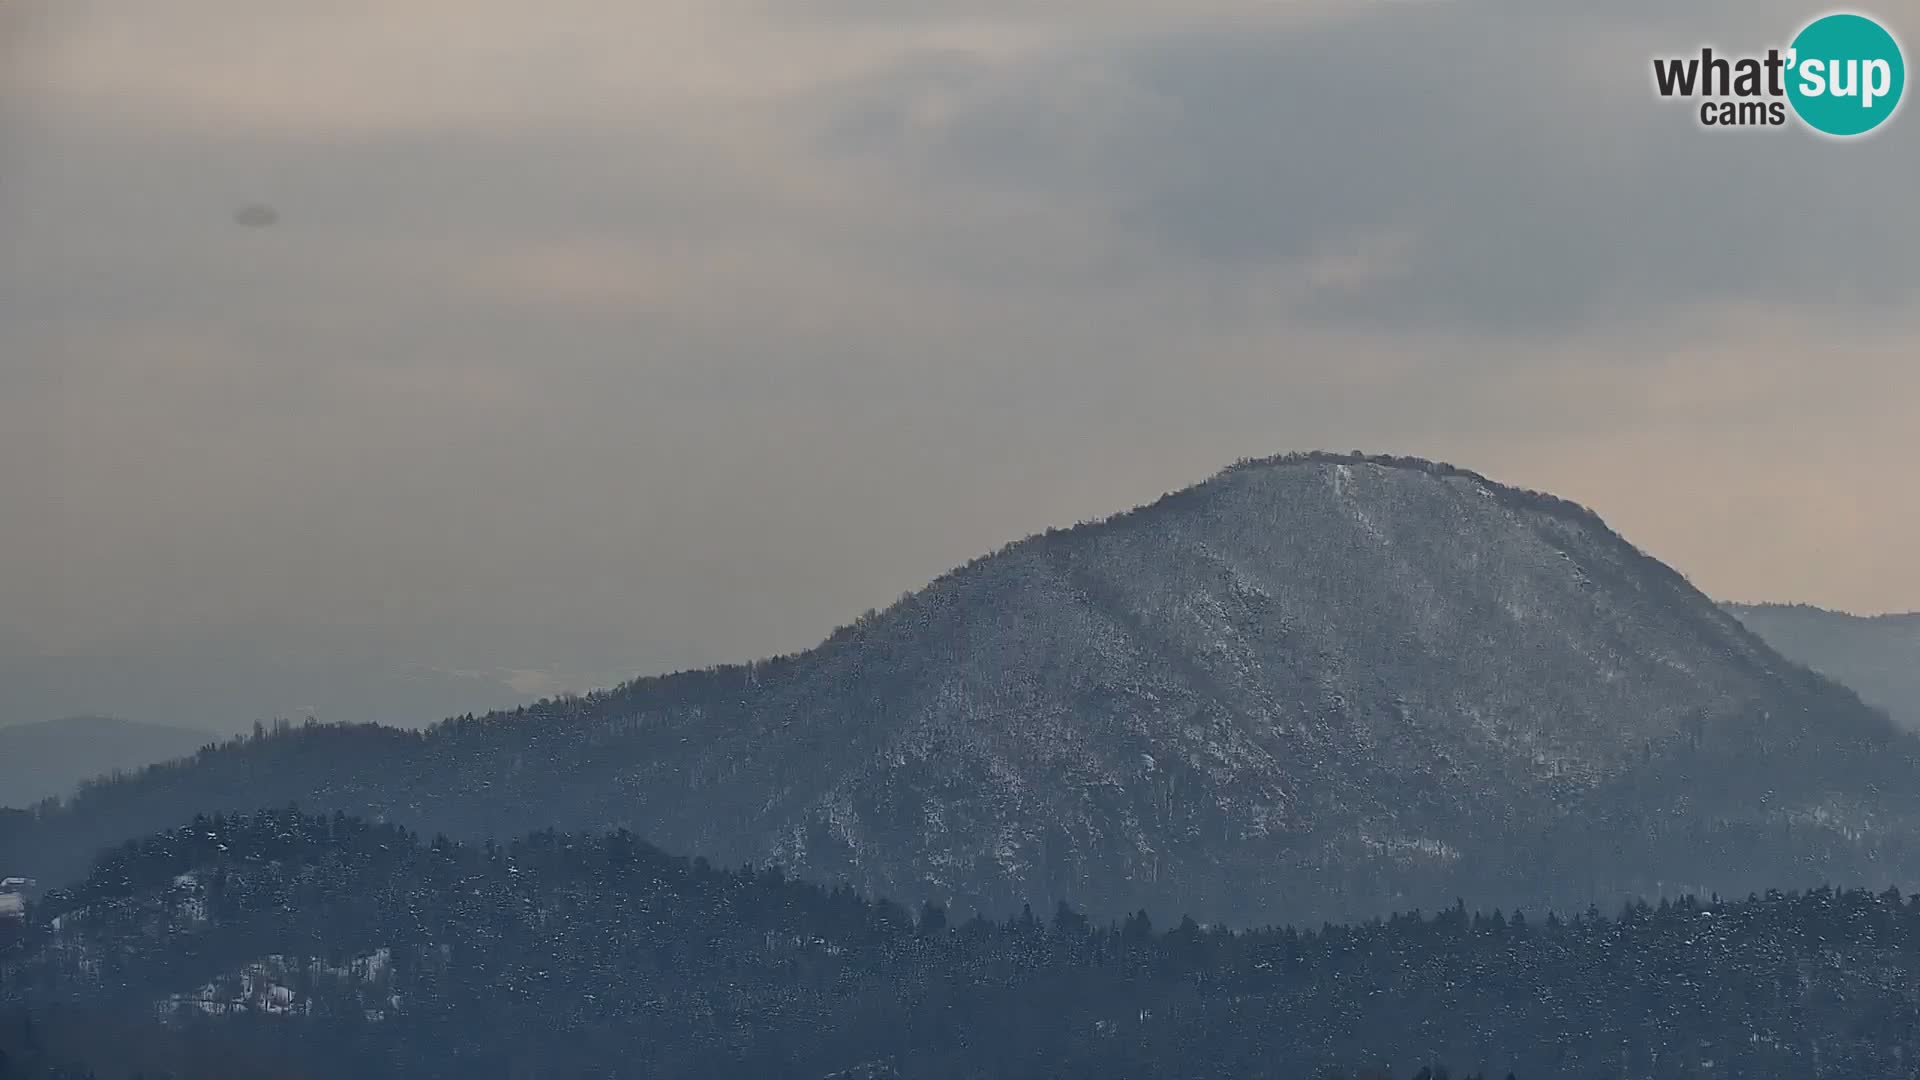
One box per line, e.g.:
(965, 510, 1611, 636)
(4, 0, 1918, 724)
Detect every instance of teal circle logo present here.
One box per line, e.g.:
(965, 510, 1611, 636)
(1786, 13, 1905, 136)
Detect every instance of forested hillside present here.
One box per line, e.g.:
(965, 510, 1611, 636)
(5, 809, 1918, 1079)
(4, 454, 1916, 928)
(1728, 603, 1920, 731)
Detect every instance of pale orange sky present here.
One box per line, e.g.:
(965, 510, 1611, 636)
(2, 0, 1917, 720)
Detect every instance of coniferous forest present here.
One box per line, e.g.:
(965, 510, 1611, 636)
(8, 459, 1920, 1078)
(6, 808, 1920, 1079)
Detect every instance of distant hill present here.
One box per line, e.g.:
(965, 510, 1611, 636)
(5, 453, 1920, 928)
(0, 716, 213, 808)
(1727, 603, 1920, 731)
(0, 647, 564, 738)
(5, 809, 1919, 1079)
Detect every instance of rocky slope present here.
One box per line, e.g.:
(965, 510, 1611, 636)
(6, 453, 1918, 926)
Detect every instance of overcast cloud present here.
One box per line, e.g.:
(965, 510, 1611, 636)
(3, 0, 1917, 730)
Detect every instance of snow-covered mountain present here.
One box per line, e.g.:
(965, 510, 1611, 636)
(9, 452, 1920, 926)
(1727, 603, 1920, 732)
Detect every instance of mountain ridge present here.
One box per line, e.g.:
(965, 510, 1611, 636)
(5, 452, 1916, 927)
(1728, 600, 1920, 621)
(0, 715, 216, 810)
(1726, 601, 1920, 732)
(546, 450, 1788, 728)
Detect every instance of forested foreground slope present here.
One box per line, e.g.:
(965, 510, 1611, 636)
(6, 453, 1919, 926)
(4, 810, 1919, 1080)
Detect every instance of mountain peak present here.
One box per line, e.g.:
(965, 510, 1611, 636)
(8, 456, 1918, 927)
